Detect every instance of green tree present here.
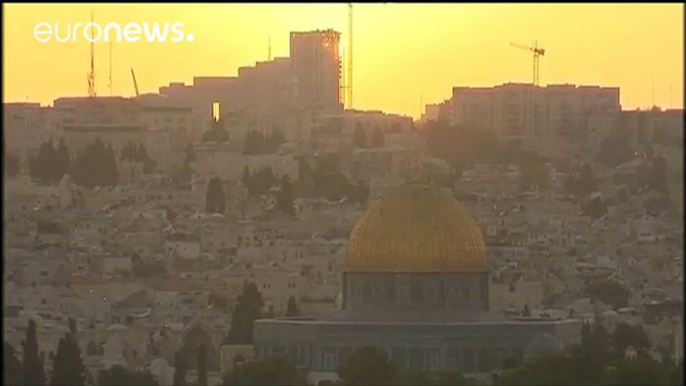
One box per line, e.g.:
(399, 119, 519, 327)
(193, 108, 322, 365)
(519, 153, 549, 191)
(243, 130, 265, 155)
(241, 166, 251, 188)
(585, 279, 630, 310)
(583, 196, 608, 219)
(29, 140, 60, 185)
(135, 142, 156, 173)
(247, 166, 276, 197)
(608, 353, 671, 385)
(197, 344, 207, 386)
(173, 351, 187, 386)
(55, 137, 71, 179)
(50, 318, 86, 386)
(21, 319, 46, 386)
(4, 343, 23, 386)
(589, 321, 612, 361)
(399, 371, 475, 385)
(349, 180, 370, 205)
(649, 156, 669, 194)
(97, 365, 158, 386)
(276, 175, 295, 216)
(222, 355, 306, 386)
(580, 322, 594, 349)
(577, 163, 598, 197)
(432, 371, 477, 385)
(338, 346, 399, 386)
(596, 132, 634, 167)
(353, 124, 368, 149)
(202, 118, 230, 142)
(70, 137, 119, 188)
(495, 349, 605, 386)
(266, 127, 286, 153)
(225, 282, 264, 345)
(175, 160, 193, 186)
(285, 296, 299, 317)
(311, 155, 354, 202)
(209, 292, 229, 312)
(5, 151, 21, 179)
(205, 177, 226, 214)
(611, 322, 651, 356)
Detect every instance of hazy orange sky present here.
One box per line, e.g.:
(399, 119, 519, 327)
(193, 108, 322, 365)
(3, 3, 684, 118)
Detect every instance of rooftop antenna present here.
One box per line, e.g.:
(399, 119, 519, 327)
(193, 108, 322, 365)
(268, 35, 272, 61)
(420, 94, 423, 119)
(670, 85, 673, 108)
(651, 73, 655, 108)
(108, 40, 113, 96)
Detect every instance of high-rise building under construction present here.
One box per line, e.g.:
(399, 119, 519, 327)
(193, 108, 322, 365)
(290, 29, 342, 112)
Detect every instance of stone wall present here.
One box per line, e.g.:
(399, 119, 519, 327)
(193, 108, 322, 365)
(343, 272, 489, 312)
(253, 318, 582, 374)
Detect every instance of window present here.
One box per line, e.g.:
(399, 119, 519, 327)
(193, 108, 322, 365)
(478, 348, 490, 372)
(323, 353, 335, 370)
(463, 348, 474, 373)
(409, 348, 423, 371)
(447, 348, 459, 371)
(429, 351, 441, 371)
(363, 279, 371, 300)
(391, 347, 407, 370)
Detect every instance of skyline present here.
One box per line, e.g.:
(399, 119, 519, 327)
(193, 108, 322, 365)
(3, 3, 684, 118)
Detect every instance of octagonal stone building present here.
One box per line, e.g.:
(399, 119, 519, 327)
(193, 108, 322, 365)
(253, 183, 581, 378)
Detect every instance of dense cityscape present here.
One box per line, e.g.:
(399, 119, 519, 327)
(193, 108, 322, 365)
(3, 17, 685, 386)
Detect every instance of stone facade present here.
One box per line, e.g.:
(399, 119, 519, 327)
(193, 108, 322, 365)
(343, 272, 489, 311)
(253, 318, 581, 373)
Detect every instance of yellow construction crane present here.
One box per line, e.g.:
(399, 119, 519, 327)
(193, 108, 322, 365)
(130, 68, 140, 97)
(87, 8, 96, 97)
(510, 40, 545, 86)
(347, 3, 353, 110)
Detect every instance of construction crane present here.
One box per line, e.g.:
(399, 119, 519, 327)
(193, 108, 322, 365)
(130, 68, 140, 97)
(347, 3, 353, 110)
(87, 8, 96, 97)
(510, 40, 545, 86)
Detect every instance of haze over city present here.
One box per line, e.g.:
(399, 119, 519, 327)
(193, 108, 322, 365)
(4, 3, 684, 117)
(3, 3, 684, 386)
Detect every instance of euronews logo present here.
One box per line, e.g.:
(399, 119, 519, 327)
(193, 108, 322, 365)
(34, 22, 195, 43)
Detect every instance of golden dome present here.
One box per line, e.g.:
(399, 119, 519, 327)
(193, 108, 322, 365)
(346, 183, 487, 273)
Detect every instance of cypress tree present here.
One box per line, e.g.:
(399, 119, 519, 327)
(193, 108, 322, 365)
(226, 282, 264, 345)
(55, 137, 71, 180)
(285, 296, 299, 317)
(277, 176, 295, 216)
(205, 177, 226, 214)
(172, 352, 187, 386)
(197, 344, 208, 386)
(21, 319, 46, 386)
(4, 343, 23, 386)
(50, 318, 85, 386)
